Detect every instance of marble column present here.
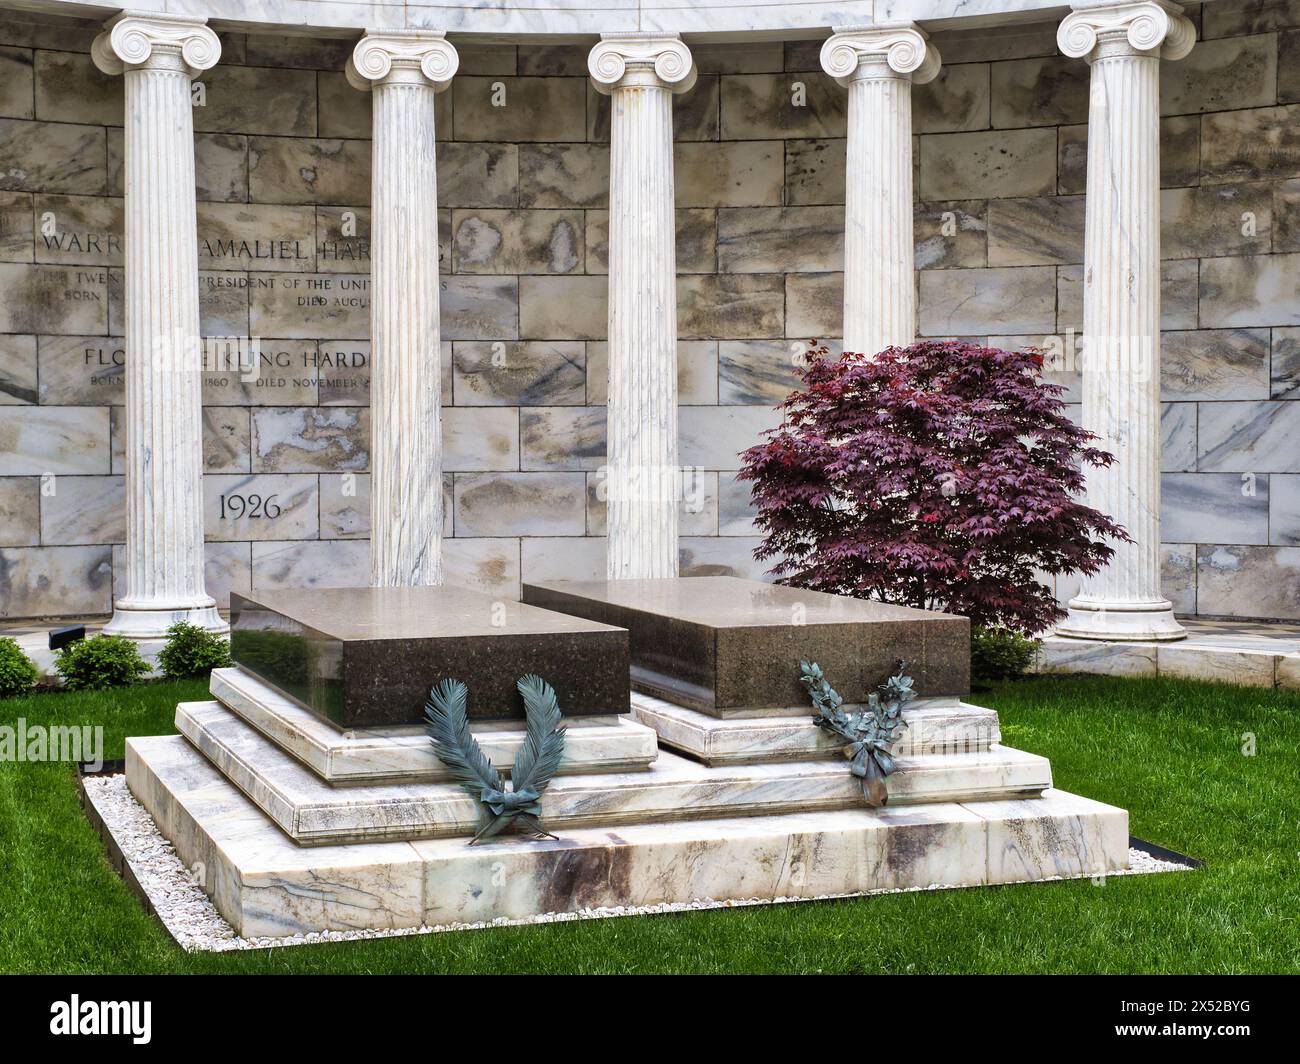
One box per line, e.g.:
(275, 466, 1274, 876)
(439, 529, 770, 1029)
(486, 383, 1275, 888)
(1055, 1, 1195, 641)
(346, 32, 457, 587)
(589, 34, 696, 580)
(92, 14, 225, 640)
(821, 25, 939, 355)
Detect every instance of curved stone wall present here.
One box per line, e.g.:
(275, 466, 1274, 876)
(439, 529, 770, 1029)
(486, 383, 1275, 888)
(8, 1, 1068, 40)
(2, 0, 1299, 622)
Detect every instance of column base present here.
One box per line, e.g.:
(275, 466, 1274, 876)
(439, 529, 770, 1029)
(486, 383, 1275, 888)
(1055, 597, 1186, 642)
(102, 601, 229, 643)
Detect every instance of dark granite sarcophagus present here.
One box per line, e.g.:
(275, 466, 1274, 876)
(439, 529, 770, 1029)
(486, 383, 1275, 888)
(522, 576, 969, 714)
(230, 586, 630, 727)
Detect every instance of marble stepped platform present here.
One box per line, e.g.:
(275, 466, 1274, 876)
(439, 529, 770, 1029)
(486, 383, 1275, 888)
(208, 668, 658, 783)
(127, 734, 1127, 939)
(115, 572, 1130, 938)
(632, 691, 1000, 764)
(173, 700, 1051, 845)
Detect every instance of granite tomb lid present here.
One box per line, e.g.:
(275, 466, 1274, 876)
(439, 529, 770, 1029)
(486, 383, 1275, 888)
(522, 576, 969, 713)
(230, 586, 630, 727)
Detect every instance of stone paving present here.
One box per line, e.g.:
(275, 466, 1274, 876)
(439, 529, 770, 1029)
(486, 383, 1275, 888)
(1038, 618, 1300, 688)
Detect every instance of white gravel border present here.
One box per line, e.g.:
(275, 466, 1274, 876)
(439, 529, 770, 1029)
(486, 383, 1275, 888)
(83, 773, 1193, 954)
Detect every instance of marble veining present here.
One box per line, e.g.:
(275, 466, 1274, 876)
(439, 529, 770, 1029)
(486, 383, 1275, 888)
(821, 24, 939, 354)
(590, 34, 695, 580)
(1055, 1, 1195, 642)
(631, 690, 1001, 764)
(127, 732, 1127, 938)
(92, 13, 226, 640)
(207, 666, 658, 782)
(346, 32, 457, 587)
(176, 698, 1052, 845)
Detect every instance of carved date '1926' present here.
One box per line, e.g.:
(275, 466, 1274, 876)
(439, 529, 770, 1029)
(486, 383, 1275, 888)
(219, 493, 282, 520)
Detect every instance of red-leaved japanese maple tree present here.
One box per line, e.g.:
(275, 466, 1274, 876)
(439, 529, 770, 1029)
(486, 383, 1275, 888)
(737, 340, 1128, 635)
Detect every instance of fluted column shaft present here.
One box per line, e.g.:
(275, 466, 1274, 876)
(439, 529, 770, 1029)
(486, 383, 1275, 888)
(822, 26, 940, 355)
(1056, 1, 1195, 641)
(347, 33, 457, 587)
(590, 35, 696, 580)
(93, 15, 224, 640)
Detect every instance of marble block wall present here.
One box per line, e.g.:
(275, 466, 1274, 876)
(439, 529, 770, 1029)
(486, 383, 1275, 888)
(1, 2, 1299, 620)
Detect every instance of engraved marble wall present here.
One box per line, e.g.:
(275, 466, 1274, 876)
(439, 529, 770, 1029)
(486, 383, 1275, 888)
(1, 7, 1299, 618)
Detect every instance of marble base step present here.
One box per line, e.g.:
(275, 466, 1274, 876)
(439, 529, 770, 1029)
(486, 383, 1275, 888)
(632, 691, 1000, 765)
(126, 733, 1128, 939)
(681, 694, 966, 721)
(175, 701, 1052, 845)
(209, 668, 659, 784)
(1037, 631, 1300, 689)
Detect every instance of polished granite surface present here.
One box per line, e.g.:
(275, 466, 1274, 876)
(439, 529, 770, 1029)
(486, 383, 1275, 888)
(230, 586, 629, 727)
(524, 577, 940, 626)
(232, 586, 621, 640)
(523, 577, 969, 713)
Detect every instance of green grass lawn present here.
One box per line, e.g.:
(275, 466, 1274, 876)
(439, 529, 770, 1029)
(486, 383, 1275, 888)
(0, 674, 1296, 974)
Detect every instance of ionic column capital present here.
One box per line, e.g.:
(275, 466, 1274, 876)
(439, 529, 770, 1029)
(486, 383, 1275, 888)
(820, 24, 941, 86)
(588, 33, 696, 95)
(1057, 1, 1196, 62)
(91, 12, 220, 78)
(346, 30, 459, 92)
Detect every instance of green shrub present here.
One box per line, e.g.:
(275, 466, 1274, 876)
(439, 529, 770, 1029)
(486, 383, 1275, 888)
(0, 636, 40, 698)
(157, 621, 232, 679)
(970, 625, 1039, 685)
(54, 634, 151, 691)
